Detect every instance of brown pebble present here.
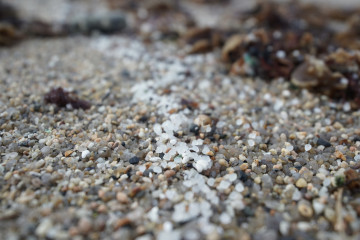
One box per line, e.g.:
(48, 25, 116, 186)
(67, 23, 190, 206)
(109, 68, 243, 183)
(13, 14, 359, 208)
(189, 40, 213, 54)
(164, 170, 176, 178)
(78, 217, 92, 234)
(68, 227, 79, 237)
(207, 151, 214, 156)
(334, 150, 346, 161)
(97, 204, 107, 213)
(298, 203, 313, 218)
(345, 169, 360, 192)
(240, 163, 249, 171)
(116, 192, 128, 204)
(64, 150, 73, 157)
(296, 178, 307, 188)
(114, 218, 131, 230)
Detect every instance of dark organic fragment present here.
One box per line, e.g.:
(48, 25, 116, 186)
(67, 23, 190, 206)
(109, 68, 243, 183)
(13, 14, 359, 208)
(291, 49, 360, 107)
(345, 169, 360, 192)
(44, 87, 91, 110)
(184, 27, 222, 54)
(0, 1, 22, 46)
(217, 1, 360, 108)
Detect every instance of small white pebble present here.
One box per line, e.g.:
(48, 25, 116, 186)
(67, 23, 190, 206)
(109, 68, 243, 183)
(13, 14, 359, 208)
(235, 182, 244, 192)
(153, 166, 162, 174)
(163, 221, 173, 231)
(207, 178, 215, 187)
(154, 124, 162, 135)
(139, 165, 146, 172)
(276, 50, 286, 59)
(343, 102, 351, 112)
(81, 150, 90, 159)
(227, 173, 237, 182)
(236, 118, 243, 126)
(247, 139, 255, 147)
(217, 180, 231, 191)
(305, 144, 312, 152)
(219, 213, 231, 225)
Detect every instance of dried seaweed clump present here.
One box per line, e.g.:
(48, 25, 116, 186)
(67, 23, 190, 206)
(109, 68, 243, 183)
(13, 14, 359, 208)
(220, 1, 360, 108)
(291, 50, 360, 107)
(0, 1, 22, 46)
(183, 27, 222, 54)
(223, 29, 315, 80)
(44, 87, 91, 110)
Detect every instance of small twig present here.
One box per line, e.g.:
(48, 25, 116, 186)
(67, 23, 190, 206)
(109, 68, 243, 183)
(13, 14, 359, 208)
(334, 187, 345, 233)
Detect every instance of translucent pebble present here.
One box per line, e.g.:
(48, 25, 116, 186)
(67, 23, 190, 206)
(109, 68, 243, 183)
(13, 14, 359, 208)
(354, 154, 360, 161)
(248, 139, 255, 147)
(236, 119, 243, 126)
(168, 162, 177, 169)
(323, 178, 331, 187)
(227, 173, 237, 182)
(219, 213, 231, 225)
(153, 166, 162, 173)
(343, 102, 351, 112)
(305, 144, 312, 152)
(202, 146, 210, 154)
(286, 145, 293, 151)
(81, 150, 90, 158)
(162, 120, 174, 133)
(154, 124, 162, 135)
(41, 146, 51, 156)
(248, 133, 256, 139)
(163, 221, 173, 231)
(292, 189, 302, 201)
(139, 165, 146, 172)
(279, 221, 290, 235)
(158, 230, 181, 240)
(217, 180, 231, 190)
(191, 139, 203, 146)
(184, 191, 194, 200)
(261, 174, 273, 189)
(4, 152, 18, 161)
(235, 182, 244, 192)
(194, 158, 211, 172)
(206, 178, 215, 187)
(313, 200, 325, 214)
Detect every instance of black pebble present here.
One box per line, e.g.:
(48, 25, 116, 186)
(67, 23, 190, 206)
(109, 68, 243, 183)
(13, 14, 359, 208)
(189, 124, 200, 135)
(317, 138, 331, 148)
(138, 115, 148, 123)
(237, 170, 248, 182)
(129, 156, 140, 165)
(353, 136, 360, 142)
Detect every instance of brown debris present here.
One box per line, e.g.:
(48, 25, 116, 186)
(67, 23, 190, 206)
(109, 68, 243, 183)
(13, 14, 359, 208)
(217, 1, 360, 108)
(345, 169, 360, 192)
(291, 49, 360, 106)
(0, 23, 22, 46)
(184, 27, 222, 54)
(113, 218, 132, 230)
(44, 87, 91, 110)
